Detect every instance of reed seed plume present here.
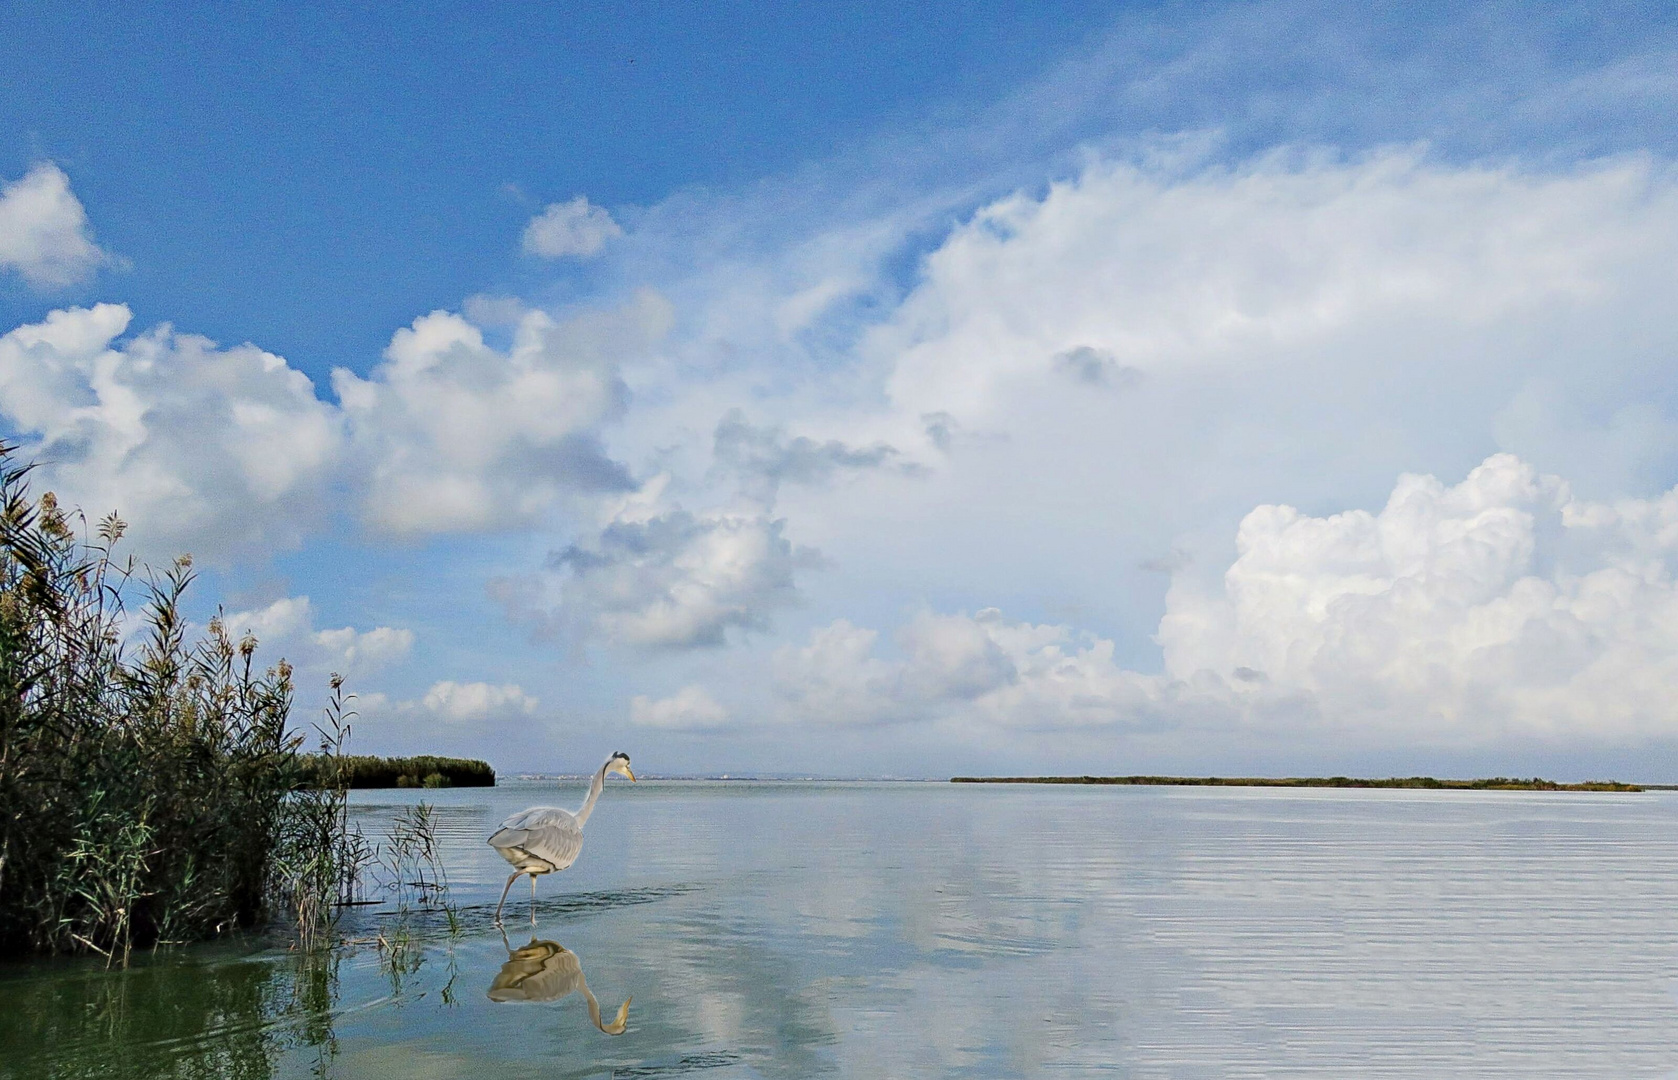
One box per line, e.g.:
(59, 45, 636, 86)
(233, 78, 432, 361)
(0, 442, 365, 960)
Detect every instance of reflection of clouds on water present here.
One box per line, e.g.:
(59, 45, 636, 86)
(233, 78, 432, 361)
(575, 784, 1127, 1075)
(371, 783, 1678, 1075)
(718, 788, 1128, 1075)
(21, 784, 1678, 1078)
(572, 788, 1123, 1076)
(489, 934, 630, 1034)
(604, 905, 837, 1080)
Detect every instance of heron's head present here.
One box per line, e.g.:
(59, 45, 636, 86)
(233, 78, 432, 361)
(607, 751, 636, 782)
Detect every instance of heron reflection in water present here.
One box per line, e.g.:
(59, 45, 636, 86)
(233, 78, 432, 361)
(488, 932, 632, 1035)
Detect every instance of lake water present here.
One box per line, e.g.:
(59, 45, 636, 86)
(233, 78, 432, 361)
(6, 780, 1678, 1078)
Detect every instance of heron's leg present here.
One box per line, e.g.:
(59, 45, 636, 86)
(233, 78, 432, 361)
(529, 873, 538, 924)
(494, 871, 520, 924)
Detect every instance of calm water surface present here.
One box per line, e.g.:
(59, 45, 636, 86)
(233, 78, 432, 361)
(5, 781, 1678, 1078)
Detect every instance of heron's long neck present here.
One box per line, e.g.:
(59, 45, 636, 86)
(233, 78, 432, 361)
(572, 763, 609, 827)
(581, 976, 631, 1035)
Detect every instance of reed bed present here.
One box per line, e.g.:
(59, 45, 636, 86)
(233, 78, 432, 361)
(296, 754, 494, 789)
(0, 444, 362, 961)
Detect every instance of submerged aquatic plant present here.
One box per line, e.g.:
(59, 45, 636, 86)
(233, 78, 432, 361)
(370, 799, 460, 980)
(0, 443, 363, 960)
(378, 801, 452, 913)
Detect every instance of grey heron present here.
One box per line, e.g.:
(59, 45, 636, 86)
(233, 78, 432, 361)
(487, 751, 635, 923)
(488, 931, 631, 1033)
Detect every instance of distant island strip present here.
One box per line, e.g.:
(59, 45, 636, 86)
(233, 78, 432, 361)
(950, 775, 1645, 792)
(299, 755, 495, 789)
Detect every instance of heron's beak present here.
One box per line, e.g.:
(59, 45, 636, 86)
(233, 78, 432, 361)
(624, 765, 637, 782)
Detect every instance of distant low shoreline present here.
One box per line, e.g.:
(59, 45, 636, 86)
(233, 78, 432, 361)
(950, 775, 1644, 792)
(299, 754, 495, 789)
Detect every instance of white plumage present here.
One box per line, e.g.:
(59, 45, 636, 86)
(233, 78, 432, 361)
(488, 806, 585, 874)
(488, 751, 634, 922)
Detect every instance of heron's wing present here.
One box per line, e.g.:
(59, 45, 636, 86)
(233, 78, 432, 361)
(496, 805, 577, 832)
(489, 807, 583, 871)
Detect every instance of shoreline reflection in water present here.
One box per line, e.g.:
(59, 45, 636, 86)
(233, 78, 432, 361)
(487, 931, 631, 1035)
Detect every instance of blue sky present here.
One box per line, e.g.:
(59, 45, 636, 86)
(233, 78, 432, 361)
(0, 1, 1120, 369)
(4, 2, 1678, 777)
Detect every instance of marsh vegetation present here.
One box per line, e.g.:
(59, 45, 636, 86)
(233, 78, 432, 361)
(296, 754, 494, 789)
(0, 445, 367, 961)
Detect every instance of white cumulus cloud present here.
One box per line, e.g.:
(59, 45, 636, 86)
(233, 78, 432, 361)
(631, 684, 730, 729)
(509, 500, 821, 648)
(220, 596, 415, 679)
(0, 290, 673, 559)
(1159, 453, 1678, 743)
(351, 681, 541, 735)
(493, 407, 919, 651)
(0, 163, 113, 289)
(870, 148, 1678, 435)
(420, 680, 540, 723)
(334, 293, 668, 535)
(522, 196, 623, 259)
(0, 304, 342, 561)
(697, 454, 1678, 749)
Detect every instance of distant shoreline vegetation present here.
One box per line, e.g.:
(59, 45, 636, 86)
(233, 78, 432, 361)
(297, 755, 494, 789)
(950, 775, 1644, 792)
